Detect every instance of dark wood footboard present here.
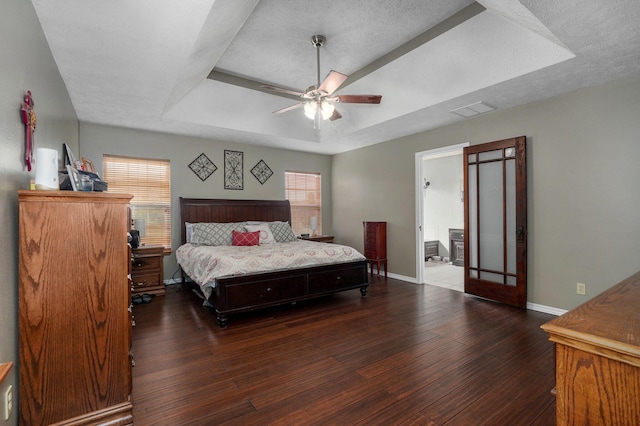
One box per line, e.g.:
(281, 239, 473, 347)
(211, 260, 368, 328)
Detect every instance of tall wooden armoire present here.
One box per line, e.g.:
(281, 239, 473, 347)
(18, 190, 133, 425)
(363, 221, 387, 278)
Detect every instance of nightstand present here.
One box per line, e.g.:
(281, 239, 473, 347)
(298, 235, 334, 243)
(131, 245, 165, 296)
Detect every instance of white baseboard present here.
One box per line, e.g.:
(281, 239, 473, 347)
(366, 266, 416, 283)
(376, 271, 566, 316)
(526, 302, 566, 316)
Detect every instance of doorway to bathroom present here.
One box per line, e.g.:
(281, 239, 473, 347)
(415, 143, 467, 291)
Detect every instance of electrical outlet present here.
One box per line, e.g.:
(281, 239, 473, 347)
(3, 385, 12, 421)
(577, 282, 586, 295)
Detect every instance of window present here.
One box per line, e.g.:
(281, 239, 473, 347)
(285, 171, 321, 235)
(103, 155, 171, 251)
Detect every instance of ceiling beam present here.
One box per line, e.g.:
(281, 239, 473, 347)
(207, 2, 485, 99)
(341, 2, 485, 89)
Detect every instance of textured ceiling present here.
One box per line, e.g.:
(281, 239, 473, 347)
(32, 0, 640, 154)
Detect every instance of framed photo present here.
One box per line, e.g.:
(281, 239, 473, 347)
(66, 164, 80, 191)
(82, 157, 95, 173)
(63, 143, 76, 167)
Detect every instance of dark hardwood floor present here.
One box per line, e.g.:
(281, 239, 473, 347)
(131, 277, 556, 425)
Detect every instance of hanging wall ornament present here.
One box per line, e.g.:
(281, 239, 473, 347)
(21, 91, 37, 171)
(251, 159, 273, 185)
(189, 153, 217, 181)
(224, 150, 243, 190)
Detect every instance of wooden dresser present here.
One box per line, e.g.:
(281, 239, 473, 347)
(541, 271, 640, 425)
(131, 245, 165, 296)
(363, 221, 387, 278)
(18, 190, 133, 425)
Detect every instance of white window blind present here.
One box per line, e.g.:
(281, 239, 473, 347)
(285, 171, 322, 235)
(103, 155, 171, 250)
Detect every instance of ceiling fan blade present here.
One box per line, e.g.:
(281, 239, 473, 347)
(318, 70, 348, 96)
(335, 94, 382, 104)
(260, 84, 306, 98)
(329, 108, 342, 121)
(273, 102, 303, 114)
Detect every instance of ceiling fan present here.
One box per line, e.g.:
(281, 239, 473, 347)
(260, 35, 382, 124)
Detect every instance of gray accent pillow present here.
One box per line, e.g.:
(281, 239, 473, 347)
(269, 221, 298, 242)
(191, 222, 247, 246)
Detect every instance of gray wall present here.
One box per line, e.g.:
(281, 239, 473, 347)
(333, 72, 640, 311)
(79, 123, 333, 278)
(0, 1, 79, 423)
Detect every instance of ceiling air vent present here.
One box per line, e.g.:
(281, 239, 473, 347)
(451, 101, 496, 117)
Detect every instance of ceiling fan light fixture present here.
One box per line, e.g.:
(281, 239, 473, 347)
(320, 101, 334, 120)
(263, 34, 382, 124)
(304, 101, 317, 119)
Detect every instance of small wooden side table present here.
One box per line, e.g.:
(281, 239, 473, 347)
(131, 245, 165, 296)
(298, 235, 334, 243)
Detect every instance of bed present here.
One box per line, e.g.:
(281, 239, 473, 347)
(177, 198, 369, 328)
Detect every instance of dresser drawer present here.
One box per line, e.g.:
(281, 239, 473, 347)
(222, 274, 307, 310)
(132, 255, 161, 272)
(308, 263, 367, 293)
(131, 271, 161, 290)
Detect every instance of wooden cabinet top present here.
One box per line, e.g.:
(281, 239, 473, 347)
(18, 189, 132, 203)
(132, 245, 165, 256)
(541, 271, 640, 365)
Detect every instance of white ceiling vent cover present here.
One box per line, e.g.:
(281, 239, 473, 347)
(451, 101, 496, 117)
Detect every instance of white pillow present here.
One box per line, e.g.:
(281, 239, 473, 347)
(244, 223, 276, 244)
(185, 222, 194, 243)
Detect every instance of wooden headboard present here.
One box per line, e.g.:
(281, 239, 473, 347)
(179, 198, 292, 244)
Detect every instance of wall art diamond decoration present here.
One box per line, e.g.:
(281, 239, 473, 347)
(251, 159, 273, 185)
(189, 153, 217, 181)
(224, 150, 243, 190)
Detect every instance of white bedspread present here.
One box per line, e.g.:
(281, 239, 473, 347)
(176, 240, 366, 298)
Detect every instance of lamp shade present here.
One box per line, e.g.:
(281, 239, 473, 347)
(310, 216, 318, 231)
(320, 101, 334, 120)
(304, 102, 317, 119)
(133, 218, 146, 237)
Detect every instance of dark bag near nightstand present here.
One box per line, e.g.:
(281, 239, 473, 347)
(130, 229, 140, 248)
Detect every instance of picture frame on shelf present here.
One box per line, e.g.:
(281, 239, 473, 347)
(63, 143, 76, 167)
(82, 157, 95, 172)
(66, 164, 80, 191)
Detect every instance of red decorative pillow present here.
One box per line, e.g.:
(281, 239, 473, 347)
(232, 230, 260, 246)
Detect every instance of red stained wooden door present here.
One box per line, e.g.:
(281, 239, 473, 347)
(464, 136, 527, 308)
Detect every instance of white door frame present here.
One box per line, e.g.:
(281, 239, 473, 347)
(415, 142, 469, 284)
